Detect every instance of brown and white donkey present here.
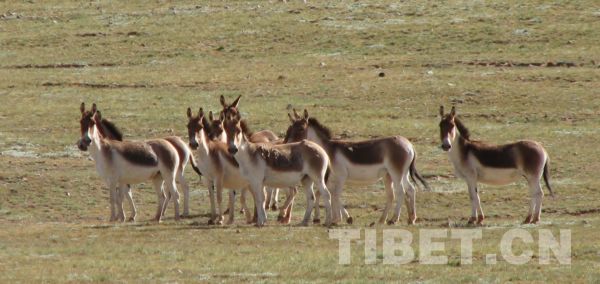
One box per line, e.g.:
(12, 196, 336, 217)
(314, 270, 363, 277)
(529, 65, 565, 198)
(78, 103, 200, 222)
(438, 106, 553, 224)
(223, 114, 334, 226)
(284, 109, 429, 225)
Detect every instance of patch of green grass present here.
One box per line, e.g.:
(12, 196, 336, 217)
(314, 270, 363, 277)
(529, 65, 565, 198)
(1, 0, 599, 282)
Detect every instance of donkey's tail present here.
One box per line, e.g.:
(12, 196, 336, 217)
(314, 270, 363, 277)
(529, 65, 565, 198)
(409, 153, 430, 191)
(543, 160, 554, 197)
(189, 153, 202, 177)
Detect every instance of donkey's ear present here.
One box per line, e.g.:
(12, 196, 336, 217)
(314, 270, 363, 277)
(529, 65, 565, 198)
(94, 110, 102, 120)
(219, 111, 225, 122)
(220, 95, 227, 108)
(303, 109, 309, 120)
(439, 105, 444, 117)
(231, 95, 241, 108)
(288, 113, 295, 123)
(292, 108, 300, 119)
(80, 102, 85, 114)
(187, 107, 192, 118)
(209, 111, 214, 121)
(91, 103, 97, 113)
(450, 106, 456, 117)
(198, 107, 204, 117)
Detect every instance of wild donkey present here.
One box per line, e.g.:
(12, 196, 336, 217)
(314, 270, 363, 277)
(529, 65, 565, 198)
(94, 108, 201, 219)
(78, 103, 198, 221)
(223, 115, 333, 226)
(284, 109, 429, 225)
(438, 106, 554, 224)
(187, 108, 297, 225)
(204, 111, 296, 223)
(218, 95, 283, 210)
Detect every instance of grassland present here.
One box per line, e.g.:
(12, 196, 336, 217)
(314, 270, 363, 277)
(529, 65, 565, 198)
(1, 0, 599, 282)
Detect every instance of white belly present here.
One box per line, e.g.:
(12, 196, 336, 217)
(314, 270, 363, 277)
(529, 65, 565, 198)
(263, 170, 304, 188)
(115, 161, 160, 184)
(344, 163, 386, 183)
(476, 165, 521, 185)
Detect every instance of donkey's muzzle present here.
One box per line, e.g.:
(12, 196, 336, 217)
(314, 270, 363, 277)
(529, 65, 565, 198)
(189, 141, 199, 150)
(441, 144, 451, 151)
(228, 146, 238, 155)
(77, 139, 89, 151)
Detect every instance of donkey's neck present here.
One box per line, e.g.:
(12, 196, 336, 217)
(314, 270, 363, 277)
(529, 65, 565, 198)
(197, 129, 212, 158)
(87, 125, 109, 172)
(307, 126, 332, 153)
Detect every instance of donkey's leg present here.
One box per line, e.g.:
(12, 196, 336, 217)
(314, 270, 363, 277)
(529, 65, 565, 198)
(161, 185, 170, 217)
(280, 187, 297, 224)
(120, 184, 136, 222)
(107, 180, 118, 222)
(529, 179, 544, 224)
(378, 173, 395, 224)
(207, 182, 217, 225)
(313, 188, 321, 223)
(474, 186, 485, 224)
(241, 188, 253, 224)
(403, 175, 417, 225)
(152, 177, 165, 222)
(114, 186, 126, 222)
(330, 178, 346, 225)
(177, 172, 190, 218)
(250, 182, 267, 227)
(315, 177, 333, 226)
(271, 188, 280, 211)
(389, 174, 406, 225)
(300, 178, 315, 226)
(265, 187, 273, 211)
(226, 190, 236, 225)
(214, 179, 225, 225)
(164, 176, 180, 221)
(466, 180, 483, 225)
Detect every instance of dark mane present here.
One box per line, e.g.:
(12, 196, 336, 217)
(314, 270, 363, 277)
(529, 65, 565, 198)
(100, 118, 123, 141)
(240, 119, 254, 137)
(307, 118, 333, 140)
(454, 117, 471, 140)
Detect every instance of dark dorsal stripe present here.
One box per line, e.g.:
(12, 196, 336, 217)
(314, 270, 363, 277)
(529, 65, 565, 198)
(252, 144, 303, 171)
(459, 137, 517, 168)
(112, 141, 160, 167)
(331, 139, 385, 165)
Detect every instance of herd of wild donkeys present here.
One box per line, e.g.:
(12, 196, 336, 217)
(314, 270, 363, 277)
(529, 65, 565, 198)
(77, 95, 553, 227)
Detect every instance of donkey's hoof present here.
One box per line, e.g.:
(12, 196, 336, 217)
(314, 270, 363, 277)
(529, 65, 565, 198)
(477, 215, 485, 225)
(387, 220, 396, 225)
(223, 208, 230, 215)
(208, 219, 215, 225)
(522, 215, 532, 224)
(313, 218, 321, 224)
(530, 217, 540, 224)
(239, 209, 245, 214)
(467, 217, 477, 225)
(407, 219, 416, 225)
(346, 217, 354, 224)
(277, 215, 284, 222)
(271, 204, 278, 211)
(127, 217, 136, 222)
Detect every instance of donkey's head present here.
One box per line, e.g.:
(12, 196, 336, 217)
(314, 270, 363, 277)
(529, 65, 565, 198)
(78, 102, 101, 151)
(219, 95, 242, 121)
(186, 107, 206, 150)
(223, 116, 245, 155)
(283, 109, 310, 143)
(438, 105, 457, 151)
(206, 111, 226, 141)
